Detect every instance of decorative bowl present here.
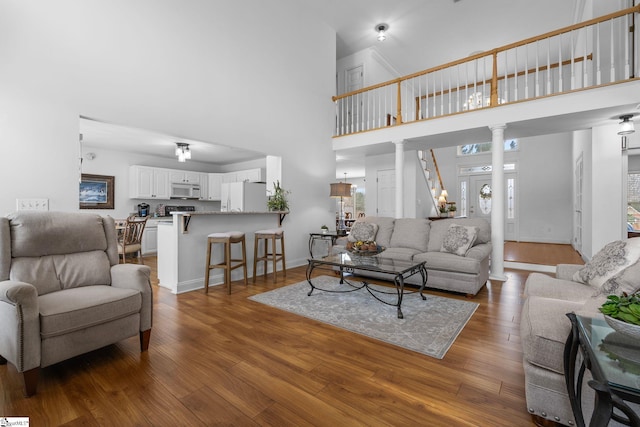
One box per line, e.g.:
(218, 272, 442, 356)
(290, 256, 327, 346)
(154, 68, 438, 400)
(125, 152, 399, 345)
(604, 315, 640, 340)
(346, 246, 385, 256)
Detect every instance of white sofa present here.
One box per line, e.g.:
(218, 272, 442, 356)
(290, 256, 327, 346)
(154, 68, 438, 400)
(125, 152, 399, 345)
(333, 216, 492, 297)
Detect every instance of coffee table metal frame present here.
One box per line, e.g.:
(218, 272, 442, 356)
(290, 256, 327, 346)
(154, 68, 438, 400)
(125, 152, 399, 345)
(306, 253, 427, 319)
(564, 313, 640, 427)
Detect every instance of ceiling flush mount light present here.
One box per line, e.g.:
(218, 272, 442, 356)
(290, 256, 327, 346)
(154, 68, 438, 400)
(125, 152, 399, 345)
(175, 142, 191, 162)
(375, 23, 389, 42)
(618, 114, 635, 135)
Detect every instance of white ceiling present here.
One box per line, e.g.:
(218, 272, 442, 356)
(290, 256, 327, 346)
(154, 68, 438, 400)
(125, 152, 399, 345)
(79, 0, 625, 179)
(300, 0, 577, 75)
(79, 117, 265, 165)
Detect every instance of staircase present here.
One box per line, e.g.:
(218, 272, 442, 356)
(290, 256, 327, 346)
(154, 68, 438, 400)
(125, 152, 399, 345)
(417, 149, 447, 218)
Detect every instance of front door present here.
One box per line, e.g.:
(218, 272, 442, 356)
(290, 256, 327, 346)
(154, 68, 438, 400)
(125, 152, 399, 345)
(469, 174, 517, 240)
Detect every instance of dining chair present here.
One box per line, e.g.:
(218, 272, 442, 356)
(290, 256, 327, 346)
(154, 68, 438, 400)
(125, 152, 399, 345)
(117, 215, 148, 264)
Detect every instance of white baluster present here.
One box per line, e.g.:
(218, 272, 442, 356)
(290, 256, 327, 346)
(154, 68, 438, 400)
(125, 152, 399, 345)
(611, 18, 616, 82)
(440, 71, 444, 115)
(524, 44, 529, 99)
(535, 40, 540, 96)
(597, 24, 602, 85)
(584, 26, 589, 87)
(547, 38, 552, 94)
(504, 51, 509, 102)
(570, 31, 575, 90)
(558, 34, 563, 92)
(456, 64, 460, 113)
(625, 14, 630, 79)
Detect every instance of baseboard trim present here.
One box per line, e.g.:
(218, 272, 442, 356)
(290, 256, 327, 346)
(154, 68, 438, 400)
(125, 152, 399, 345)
(504, 261, 556, 273)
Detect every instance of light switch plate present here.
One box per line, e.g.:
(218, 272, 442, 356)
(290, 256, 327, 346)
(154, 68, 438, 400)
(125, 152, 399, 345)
(16, 198, 49, 211)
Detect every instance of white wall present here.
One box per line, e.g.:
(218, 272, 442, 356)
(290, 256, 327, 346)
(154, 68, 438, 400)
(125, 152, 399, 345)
(0, 0, 337, 268)
(367, 133, 575, 242)
(591, 123, 626, 251)
(336, 48, 399, 94)
(573, 129, 593, 257)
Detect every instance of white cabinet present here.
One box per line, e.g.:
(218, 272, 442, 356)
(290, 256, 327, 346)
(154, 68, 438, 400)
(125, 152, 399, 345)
(222, 172, 237, 183)
(130, 166, 170, 199)
(206, 173, 223, 201)
(142, 222, 158, 255)
(222, 168, 264, 184)
(169, 171, 201, 184)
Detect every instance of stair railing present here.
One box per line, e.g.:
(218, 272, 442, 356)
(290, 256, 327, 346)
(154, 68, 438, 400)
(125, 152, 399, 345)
(333, 5, 640, 137)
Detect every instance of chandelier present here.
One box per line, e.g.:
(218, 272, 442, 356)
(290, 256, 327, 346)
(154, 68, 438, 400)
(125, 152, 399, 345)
(175, 142, 191, 162)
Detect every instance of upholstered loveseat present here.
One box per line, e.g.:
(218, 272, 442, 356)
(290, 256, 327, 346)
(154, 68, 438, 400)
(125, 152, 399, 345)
(0, 211, 153, 396)
(333, 216, 492, 296)
(521, 238, 640, 426)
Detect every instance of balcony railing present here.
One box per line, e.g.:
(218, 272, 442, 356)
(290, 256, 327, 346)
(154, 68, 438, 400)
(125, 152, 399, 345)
(333, 5, 640, 137)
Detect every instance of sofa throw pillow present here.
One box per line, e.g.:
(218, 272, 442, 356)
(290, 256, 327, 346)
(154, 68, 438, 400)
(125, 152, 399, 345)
(348, 221, 379, 243)
(440, 224, 479, 256)
(573, 238, 640, 289)
(591, 259, 640, 298)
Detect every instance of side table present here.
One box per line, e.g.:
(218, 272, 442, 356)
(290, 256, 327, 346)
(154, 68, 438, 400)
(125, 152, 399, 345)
(308, 231, 340, 257)
(564, 313, 640, 427)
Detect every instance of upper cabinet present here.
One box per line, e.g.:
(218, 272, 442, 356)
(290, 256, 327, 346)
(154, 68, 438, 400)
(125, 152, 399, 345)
(206, 173, 223, 201)
(130, 166, 263, 200)
(130, 166, 170, 199)
(223, 168, 264, 184)
(169, 170, 201, 184)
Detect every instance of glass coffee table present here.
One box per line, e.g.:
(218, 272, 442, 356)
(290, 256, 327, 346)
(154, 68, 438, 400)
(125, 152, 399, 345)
(306, 252, 427, 319)
(565, 313, 640, 426)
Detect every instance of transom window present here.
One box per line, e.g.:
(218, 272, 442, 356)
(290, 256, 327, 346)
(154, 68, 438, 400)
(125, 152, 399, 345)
(458, 139, 518, 156)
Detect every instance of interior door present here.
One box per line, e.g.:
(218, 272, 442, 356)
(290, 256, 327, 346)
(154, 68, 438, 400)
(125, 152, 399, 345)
(377, 169, 395, 217)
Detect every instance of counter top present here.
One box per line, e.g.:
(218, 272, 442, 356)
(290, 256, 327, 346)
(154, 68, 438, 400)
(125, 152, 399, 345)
(168, 210, 290, 231)
(169, 211, 289, 215)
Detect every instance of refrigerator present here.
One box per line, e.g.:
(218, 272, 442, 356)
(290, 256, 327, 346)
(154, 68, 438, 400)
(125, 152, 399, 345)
(220, 182, 267, 212)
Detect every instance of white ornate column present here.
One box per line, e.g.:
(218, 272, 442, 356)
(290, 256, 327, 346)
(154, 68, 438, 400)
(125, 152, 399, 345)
(489, 124, 507, 281)
(394, 140, 405, 218)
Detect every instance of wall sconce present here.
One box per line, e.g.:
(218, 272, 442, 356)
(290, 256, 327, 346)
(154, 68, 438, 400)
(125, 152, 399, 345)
(618, 114, 635, 135)
(375, 23, 389, 42)
(175, 142, 191, 162)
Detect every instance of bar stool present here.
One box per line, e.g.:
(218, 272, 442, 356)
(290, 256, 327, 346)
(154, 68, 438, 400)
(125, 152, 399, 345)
(204, 231, 247, 294)
(253, 228, 286, 283)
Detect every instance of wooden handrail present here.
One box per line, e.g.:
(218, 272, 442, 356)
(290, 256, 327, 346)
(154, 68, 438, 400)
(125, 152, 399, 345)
(430, 149, 444, 193)
(332, 5, 639, 103)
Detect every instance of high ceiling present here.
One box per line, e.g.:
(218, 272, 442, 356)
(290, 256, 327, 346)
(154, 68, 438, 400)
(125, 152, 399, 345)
(81, 0, 609, 178)
(300, 0, 577, 76)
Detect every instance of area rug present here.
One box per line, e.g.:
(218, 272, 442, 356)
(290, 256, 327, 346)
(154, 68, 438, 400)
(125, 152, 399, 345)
(248, 275, 479, 359)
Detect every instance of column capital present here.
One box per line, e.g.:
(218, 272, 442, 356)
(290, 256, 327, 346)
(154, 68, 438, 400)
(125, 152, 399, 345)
(392, 139, 406, 146)
(489, 123, 507, 132)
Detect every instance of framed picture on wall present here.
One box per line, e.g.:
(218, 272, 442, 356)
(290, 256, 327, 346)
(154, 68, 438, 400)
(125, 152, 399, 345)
(79, 174, 115, 209)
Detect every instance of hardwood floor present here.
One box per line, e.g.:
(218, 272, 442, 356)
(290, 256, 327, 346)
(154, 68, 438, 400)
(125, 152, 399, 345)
(0, 244, 581, 426)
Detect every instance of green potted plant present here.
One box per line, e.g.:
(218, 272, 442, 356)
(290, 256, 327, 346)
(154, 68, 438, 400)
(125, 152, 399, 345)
(439, 204, 448, 218)
(320, 224, 329, 233)
(267, 180, 290, 212)
(448, 203, 457, 217)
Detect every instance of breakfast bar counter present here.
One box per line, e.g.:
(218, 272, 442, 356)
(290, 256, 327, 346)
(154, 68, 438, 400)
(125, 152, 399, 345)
(157, 211, 288, 294)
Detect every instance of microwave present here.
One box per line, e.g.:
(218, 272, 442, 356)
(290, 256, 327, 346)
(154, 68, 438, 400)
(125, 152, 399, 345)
(170, 182, 201, 200)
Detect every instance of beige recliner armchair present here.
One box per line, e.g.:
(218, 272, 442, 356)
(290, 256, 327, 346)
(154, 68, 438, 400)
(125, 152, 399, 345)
(0, 211, 153, 396)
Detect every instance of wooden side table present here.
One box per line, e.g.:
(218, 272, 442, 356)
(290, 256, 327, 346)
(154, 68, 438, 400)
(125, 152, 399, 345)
(564, 313, 640, 426)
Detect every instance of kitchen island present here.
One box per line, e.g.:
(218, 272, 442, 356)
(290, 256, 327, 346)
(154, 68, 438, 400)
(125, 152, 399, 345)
(157, 211, 288, 294)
